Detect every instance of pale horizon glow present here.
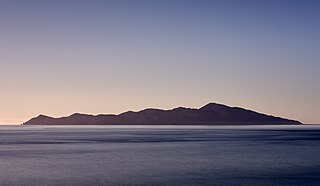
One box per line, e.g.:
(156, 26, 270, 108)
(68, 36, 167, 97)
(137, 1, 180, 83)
(1, 0, 319, 124)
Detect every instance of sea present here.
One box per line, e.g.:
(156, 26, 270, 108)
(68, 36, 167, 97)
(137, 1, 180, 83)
(0, 125, 319, 186)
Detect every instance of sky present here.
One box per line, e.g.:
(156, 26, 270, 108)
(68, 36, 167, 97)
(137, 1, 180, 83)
(0, 0, 319, 124)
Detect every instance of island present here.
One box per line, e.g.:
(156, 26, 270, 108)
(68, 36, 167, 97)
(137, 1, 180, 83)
(23, 103, 302, 125)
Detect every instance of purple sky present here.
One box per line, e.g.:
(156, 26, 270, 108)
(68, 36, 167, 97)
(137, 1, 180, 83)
(1, 0, 319, 124)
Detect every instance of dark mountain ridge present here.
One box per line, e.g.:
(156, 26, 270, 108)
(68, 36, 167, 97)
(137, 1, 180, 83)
(23, 103, 302, 125)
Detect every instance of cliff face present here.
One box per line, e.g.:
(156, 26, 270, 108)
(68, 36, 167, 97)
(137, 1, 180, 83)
(23, 103, 302, 125)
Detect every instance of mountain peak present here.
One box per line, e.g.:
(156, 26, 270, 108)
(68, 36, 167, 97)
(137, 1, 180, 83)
(174, 107, 187, 110)
(69, 113, 89, 117)
(200, 103, 230, 111)
(37, 114, 53, 119)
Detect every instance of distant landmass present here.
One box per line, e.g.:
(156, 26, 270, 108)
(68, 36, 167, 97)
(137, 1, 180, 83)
(23, 103, 302, 125)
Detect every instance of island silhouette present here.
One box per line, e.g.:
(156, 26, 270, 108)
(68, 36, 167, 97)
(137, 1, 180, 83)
(23, 103, 302, 125)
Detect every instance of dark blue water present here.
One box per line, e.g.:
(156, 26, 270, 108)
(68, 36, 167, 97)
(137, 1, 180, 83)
(0, 125, 319, 186)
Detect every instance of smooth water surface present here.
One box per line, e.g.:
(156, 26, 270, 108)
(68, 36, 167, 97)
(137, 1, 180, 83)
(0, 125, 319, 186)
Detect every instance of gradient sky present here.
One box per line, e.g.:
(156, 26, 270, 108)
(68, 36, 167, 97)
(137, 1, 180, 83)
(1, 0, 319, 124)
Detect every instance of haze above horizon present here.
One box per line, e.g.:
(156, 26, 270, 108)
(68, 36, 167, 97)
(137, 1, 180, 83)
(1, 0, 319, 124)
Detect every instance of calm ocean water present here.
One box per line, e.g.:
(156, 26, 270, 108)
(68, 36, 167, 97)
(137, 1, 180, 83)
(0, 125, 319, 186)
